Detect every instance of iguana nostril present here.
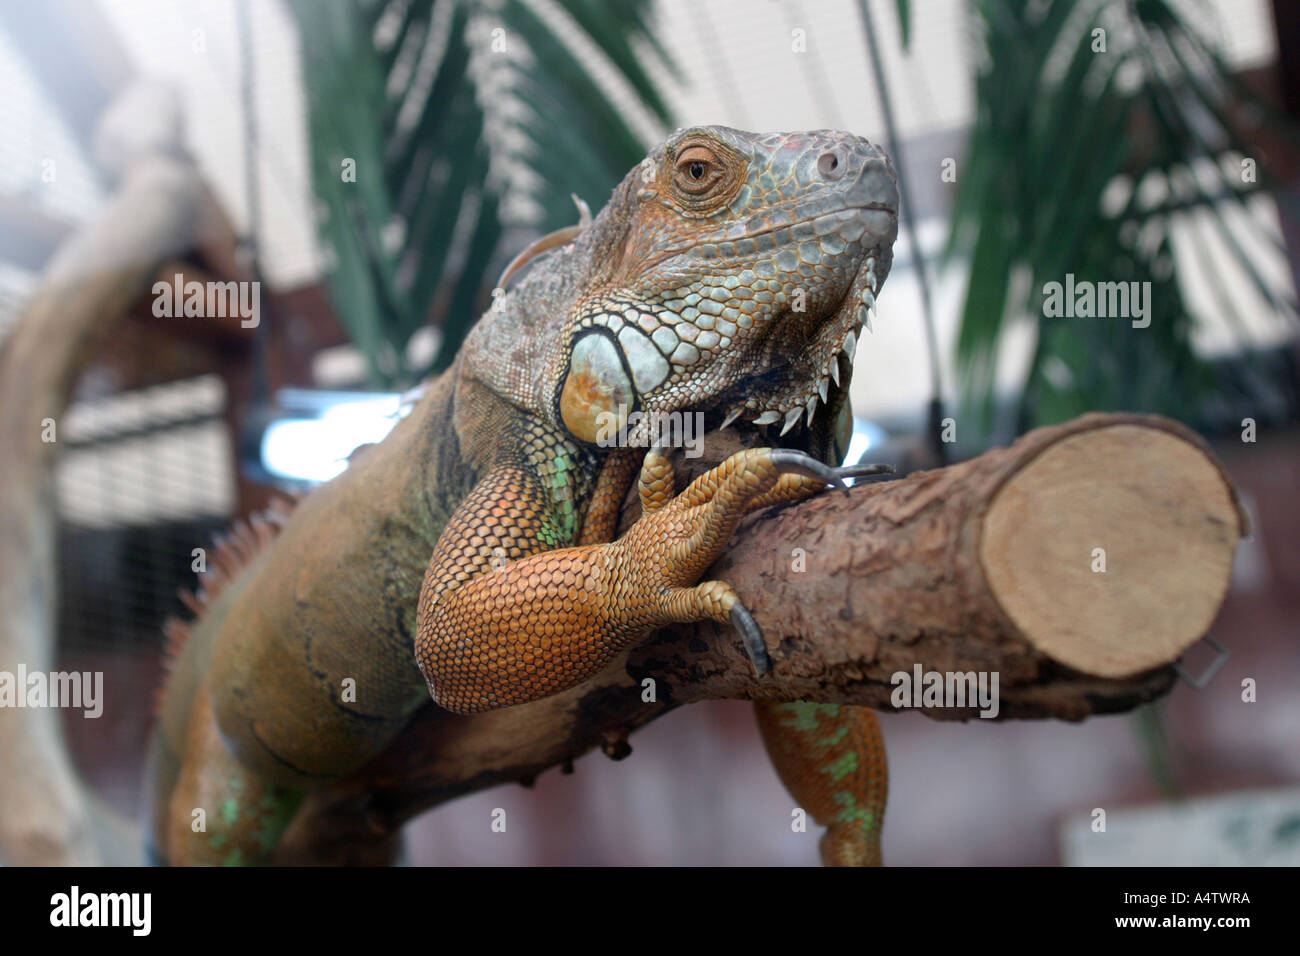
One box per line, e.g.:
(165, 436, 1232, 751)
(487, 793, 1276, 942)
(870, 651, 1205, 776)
(818, 150, 845, 180)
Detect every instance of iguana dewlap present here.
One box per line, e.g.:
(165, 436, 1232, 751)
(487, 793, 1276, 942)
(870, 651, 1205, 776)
(148, 126, 899, 866)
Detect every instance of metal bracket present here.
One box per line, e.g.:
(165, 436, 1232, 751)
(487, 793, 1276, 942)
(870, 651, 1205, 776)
(1172, 634, 1229, 689)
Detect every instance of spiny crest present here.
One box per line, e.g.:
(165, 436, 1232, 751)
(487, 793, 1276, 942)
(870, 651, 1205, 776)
(155, 497, 296, 713)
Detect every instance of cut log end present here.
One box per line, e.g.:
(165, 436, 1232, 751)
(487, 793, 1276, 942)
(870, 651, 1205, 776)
(980, 423, 1243, 679)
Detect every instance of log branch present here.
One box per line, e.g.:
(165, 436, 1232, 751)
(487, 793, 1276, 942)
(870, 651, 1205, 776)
(280, 412, 1245, 858)
(636, 412, 1245, 719)
(0, 85, 203, 865)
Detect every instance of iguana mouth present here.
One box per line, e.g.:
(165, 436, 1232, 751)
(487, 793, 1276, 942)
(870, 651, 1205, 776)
(653, 202, 898, 265)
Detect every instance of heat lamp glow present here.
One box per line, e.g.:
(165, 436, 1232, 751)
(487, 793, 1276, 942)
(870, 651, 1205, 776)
(261, 394, 403, 484)
(843, 418, 885, 481)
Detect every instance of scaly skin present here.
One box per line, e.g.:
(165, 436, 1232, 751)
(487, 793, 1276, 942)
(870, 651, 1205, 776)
(417, 447, 877, 710)
(756, 701, 888, 865)
(151, 126, 899, 865)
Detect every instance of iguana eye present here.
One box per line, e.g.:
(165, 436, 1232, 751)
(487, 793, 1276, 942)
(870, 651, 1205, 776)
(674, 145, 721, 195)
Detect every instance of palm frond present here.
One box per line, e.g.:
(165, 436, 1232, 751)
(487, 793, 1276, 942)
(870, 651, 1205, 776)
(948, 0, 1296, 435)
(290, 0, 670, 387)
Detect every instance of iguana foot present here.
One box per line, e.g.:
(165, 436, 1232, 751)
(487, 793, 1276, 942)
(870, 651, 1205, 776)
(416, 446, 877, 713)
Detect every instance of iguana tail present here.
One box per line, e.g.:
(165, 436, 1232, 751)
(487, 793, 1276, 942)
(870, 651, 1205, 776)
(755, 700, 888, 866)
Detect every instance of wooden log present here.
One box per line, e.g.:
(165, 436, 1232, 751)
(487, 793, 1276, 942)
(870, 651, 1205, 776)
(277, 412, 1245, 855)
(641, 412, 1246, 719)
(0, 86, 203, 866)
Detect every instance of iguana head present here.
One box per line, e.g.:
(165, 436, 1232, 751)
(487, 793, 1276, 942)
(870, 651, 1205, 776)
(552, 126, 899, 446)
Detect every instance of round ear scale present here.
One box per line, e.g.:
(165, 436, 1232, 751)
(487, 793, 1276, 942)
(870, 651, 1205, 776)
(559, 331, 635, 445)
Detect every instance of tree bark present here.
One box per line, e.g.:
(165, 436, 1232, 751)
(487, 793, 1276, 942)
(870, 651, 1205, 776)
(641, 413, 1245, 715)
(0, 86, 203, 865)
(278, 411, 1245, 856)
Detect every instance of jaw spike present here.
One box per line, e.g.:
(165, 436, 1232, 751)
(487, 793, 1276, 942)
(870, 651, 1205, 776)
(805, 396, 818, 426)
(780, 407, 802, 435)
(720, 407, 743, 430)
(830, 358, 841, 388)
(754, 410, 781, 426)
(842, 329, 857, 361)
(817, 378, 828, 403)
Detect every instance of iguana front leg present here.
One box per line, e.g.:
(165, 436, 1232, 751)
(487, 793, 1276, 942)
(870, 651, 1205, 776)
(414, 446, 870, 714)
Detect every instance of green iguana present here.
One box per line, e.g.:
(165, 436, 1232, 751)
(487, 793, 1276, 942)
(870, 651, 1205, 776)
(148, 125, 900, 865)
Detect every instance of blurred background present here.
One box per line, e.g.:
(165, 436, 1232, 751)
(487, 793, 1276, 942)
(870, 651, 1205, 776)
(0, 0, 1296, 865)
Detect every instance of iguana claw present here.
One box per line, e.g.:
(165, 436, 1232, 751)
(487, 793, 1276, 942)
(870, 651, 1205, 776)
(839, 461, 895, 483)
(730, 601, 770, 677)
(769, 448, 894, 496)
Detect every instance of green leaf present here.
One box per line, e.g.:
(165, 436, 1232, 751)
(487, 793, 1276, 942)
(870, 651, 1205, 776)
(948, 0, 1295, 433)
(288, 0, 667, 388)
(895, 0, 911, 48)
